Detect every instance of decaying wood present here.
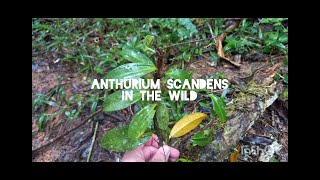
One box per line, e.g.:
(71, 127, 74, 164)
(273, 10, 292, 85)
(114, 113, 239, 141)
(197, 64, 283, 161)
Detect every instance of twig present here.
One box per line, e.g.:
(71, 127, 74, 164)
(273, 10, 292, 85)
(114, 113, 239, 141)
(106, 113, 126, 122)
(161, 37, 214, 50)
(206, 22, 216, 41)
(87, 121, 99, 162)
(32, 108, 103, 154)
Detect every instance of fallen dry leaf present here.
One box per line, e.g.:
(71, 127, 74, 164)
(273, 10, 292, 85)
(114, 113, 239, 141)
(170, 112, 208, 138)
(216, 21, 241, 67)
(229, 144, 241, 162)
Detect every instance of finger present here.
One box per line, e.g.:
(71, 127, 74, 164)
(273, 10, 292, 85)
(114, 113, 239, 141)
(142, 146, 158, 162)
(144, 134, 156, 146)
(149, 145, 171, 162)
(168, 147, 180, 162)
(144, 134, 160, 148)
(122, 146, 144, 162)
(169, 147, 180, 159)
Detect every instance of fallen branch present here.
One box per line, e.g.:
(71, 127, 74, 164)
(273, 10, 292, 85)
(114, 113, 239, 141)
(198, 81, 280, 161)
(32, 108, 103, 154)
(87, 121, 99, 162)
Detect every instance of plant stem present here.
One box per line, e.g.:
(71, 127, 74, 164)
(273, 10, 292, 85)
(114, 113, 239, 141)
(87, 121, 99, 162)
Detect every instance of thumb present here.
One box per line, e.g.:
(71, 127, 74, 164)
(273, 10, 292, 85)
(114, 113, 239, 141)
(149, 145, 171, 162)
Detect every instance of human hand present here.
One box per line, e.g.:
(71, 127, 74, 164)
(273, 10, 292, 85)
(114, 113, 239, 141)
(121, 134, 180, 162)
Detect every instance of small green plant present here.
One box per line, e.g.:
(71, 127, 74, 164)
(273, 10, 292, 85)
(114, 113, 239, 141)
(99, 44, 226, 152)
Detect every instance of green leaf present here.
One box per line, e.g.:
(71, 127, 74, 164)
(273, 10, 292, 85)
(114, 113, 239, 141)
(156, 103, 170, 130)
(209, 94, 226, 123)
(105, 63, 157, 80)
(143, 35, 155, 53)
(283, 74, 288, 84)
(260, 18, 270, 23)
(100, 125, 152, 152)
(178, 158, 193, 162)
(103, 90, 142, 112)
(221, 86, 229, 99)
(45, 101, 58, 107)
(120, 49, 154, 65)
(143, 35, 154, 47)
(278, 34, 288, 43)
(199, 102, 210, 109)
(165, 69, 192, 82)
(65, 111, 71, 117)
(38, 113, 47, 130)
(90, 94, 98, 113)
(191, 129, 212, 147)
(274, 74, 281, 80)
(128, 104, 157, 141)
(284, 56, 288, 67)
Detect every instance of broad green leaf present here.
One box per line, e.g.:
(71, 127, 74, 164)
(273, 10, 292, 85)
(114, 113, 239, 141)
(191, 129, 212, 147)
(120, 49, 154, 65)
(156, 103, 169, 130)
(100, 125, 152, 152)
(209, 94, 226, 123)
(105, 63, 157, 80)
(128, 104, 157, 141)
(103, 90, 142, 112)
(169, 112, 208, 138)
(165, 69, 192, 82)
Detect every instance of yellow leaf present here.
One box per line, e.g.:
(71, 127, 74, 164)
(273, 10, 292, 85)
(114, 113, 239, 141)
(229, 144, 241, 162)
(169, 112, 208, 138)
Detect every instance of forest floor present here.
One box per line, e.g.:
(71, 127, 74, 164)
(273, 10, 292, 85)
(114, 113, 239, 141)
(32, 18, 288, 162)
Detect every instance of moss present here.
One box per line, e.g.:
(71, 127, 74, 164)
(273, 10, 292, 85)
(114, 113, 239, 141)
(279, 87, 288, 100)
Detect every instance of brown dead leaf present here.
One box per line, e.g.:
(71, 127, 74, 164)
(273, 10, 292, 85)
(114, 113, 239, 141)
(229, 144, 241, 162)
(216, 38, 241, 67)
(215, 21, 241, 67)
